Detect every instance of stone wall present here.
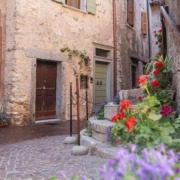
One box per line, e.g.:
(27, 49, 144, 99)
(164, 0, 180, 112)
(149, 4, 162, 57)
(4, 0, 115, 125)
(0, 0, 6, 102)
(2, 0, 150, 126)
(116, 0, 149, 90)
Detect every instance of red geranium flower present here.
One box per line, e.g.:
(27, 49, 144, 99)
(125, 117, 137, 132)
(112, 113, 125, 123)
(138, 75, 148, 87)
(120, 100, 132, 112)
(136, 96, 143, 102)
(153, 69, 160, 76)
(151, 79, 160, 88)
(154, 61, 164, 70)
(160, 105, 173, 117)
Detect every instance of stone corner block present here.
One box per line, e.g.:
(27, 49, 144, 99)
(104, 103, 119, 121)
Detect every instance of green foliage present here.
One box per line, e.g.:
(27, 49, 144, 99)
(0, 104, 10, 127)
(97, 109, 104, 120)
(49, 177, 57, 180)
(112, 56, 179, 150)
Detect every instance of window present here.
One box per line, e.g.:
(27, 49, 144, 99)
(141, 12, 147, 35)
(52, 0, 96, 14)
(65, 0, 80, 9)
(127, 0, 134, 27)
(95, 48, 110, 58)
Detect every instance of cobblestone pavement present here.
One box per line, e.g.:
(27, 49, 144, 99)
(0, 121, 85, 145)
(0, 135, 106, 180)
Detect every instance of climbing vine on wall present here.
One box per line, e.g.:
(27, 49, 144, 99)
(61, 47, 91, 77)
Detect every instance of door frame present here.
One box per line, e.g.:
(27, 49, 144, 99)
(93, 59, 113, 109)
(31, 59, 64, 123)
(93, 45, 113, 110)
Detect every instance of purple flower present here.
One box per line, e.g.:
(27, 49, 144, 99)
(101, 147, 178, 180)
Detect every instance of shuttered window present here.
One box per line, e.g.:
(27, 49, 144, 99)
(127, 0, 134, 27)
(52, 0, 96, 14)
(141, 12, 147, 35)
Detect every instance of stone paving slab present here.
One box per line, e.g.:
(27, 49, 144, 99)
(0, 135, 106, 180)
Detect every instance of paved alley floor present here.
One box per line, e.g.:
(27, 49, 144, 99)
(0, 135, 106, 180)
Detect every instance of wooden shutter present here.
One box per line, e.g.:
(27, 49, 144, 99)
(127, 0, 134, 26)
(65, 0, 80, 9)
(87, 0, 96, 15)
(141, 12, 147, 35)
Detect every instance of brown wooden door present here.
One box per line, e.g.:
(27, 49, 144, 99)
(36, 60, 57, 120)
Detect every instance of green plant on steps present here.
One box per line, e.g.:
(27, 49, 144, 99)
(97, 109, 104, 120)
(111, 55, 180, 150)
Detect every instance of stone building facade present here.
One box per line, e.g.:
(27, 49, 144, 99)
(162, 0, 180, 112)
(0, 0, 149, 126)
(116, 0, 149, 90)
(149, 0, 163, 57)
(0, 0, 6, 102)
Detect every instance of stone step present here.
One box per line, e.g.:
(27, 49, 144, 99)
(89, 118, 115, 143)
(80, 129, 120, 159)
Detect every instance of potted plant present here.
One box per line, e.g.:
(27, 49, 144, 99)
(0, 104, 9, 128)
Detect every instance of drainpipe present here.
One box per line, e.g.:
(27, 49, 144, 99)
(147, 0, 152, 59)
(112, 0, 117, 96)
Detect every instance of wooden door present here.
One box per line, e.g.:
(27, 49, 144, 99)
(94, 62, 108, 112)
(36, 61, 57, 120)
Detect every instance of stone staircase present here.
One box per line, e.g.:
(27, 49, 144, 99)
(80, 89, 144, 158)
(81, 103, 119, 158)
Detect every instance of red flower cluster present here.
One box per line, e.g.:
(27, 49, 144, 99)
(151, 79, 160, 88)
(112, 113, 125, 123)
(120, 100, 132, 112)
(138, 75, 148, 87)
(125, 117, 137, 132)
(153, 69, 160, 76)
(155, 61, 164, 70)
(151, 60, 165, 88)
(112, 99, 137, 133)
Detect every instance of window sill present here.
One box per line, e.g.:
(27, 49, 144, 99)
(62, 4, 87, 14)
